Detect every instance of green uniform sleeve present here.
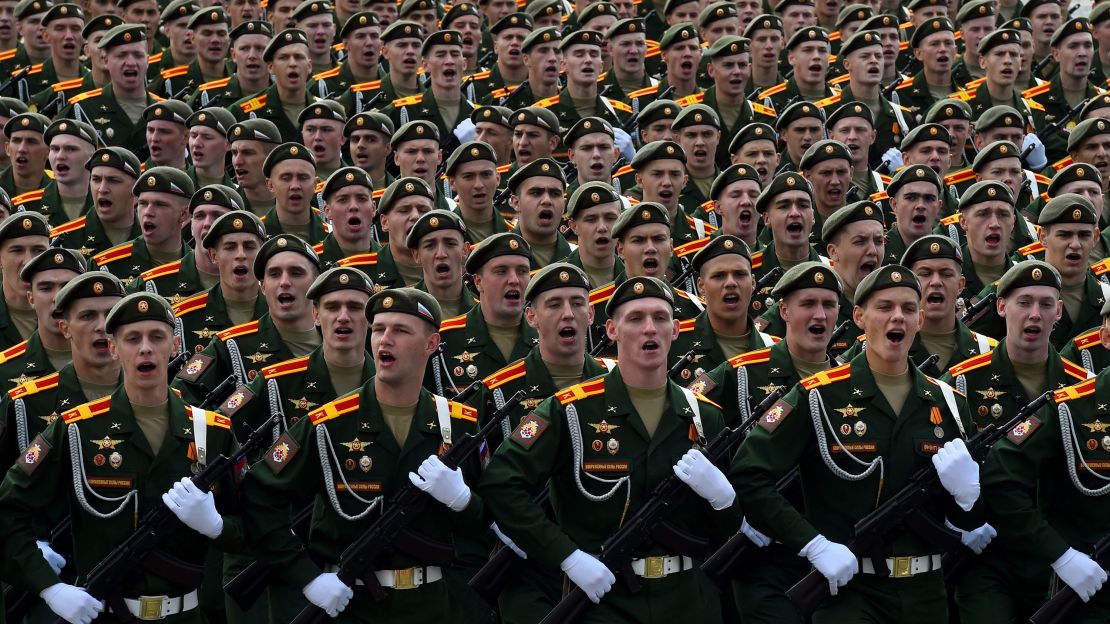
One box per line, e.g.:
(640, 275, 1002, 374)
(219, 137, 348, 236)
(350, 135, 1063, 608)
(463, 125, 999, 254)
(171, 339, 229, 407)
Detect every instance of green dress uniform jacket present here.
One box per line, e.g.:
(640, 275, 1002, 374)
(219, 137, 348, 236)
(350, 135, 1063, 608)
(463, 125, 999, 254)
(952, 245, 1013, 309)
(151, 59, 228, 99)
(452, 206, 511, 247)
(173, 286, 269, 355)
(312, 234, 381, 270)
(894, 71, 960, 123)
(0, 331, 57, 393)
(702, 86, 777, 169)
(128, 250, 211, 305)
(818, 83, 914, 168)
(239, 381, 486, 622)
(187, 75, 260, 110)
(667, 312, 778, 383)
(51, 211, 141, 262)
(18, 181, 91, 227)
(531, 86, 631, 138)
(334, 245, 405, 290)
(30, 72, 93, 113)
(228, 83, 314, 143)
(477, 368, 735, 623)
(379, 88, 478, 156)
(93, 238, 188, 288)
(2, 169, 52, 201)
(428, 305, 539, 397)
(756, 78, 838, 112)
(730, 354, 982, 621)
(0, 387, 242, 612)
(308, 61, 379, 99)
(335, 74, 408, 115)
(57, 83, 158, 149)
(586, 278, 705, 356)
(1059, 325, 1110, 376)
(171, 314, 304, 406)
(508, 224, 575, 270)
(19, 57, 87, 97)
(967, 272, 1110, 349)
(949, 60, 979, 91)
(981, 371, 1110, 622)
(840, 323, 996, 376)
(755, 288, 860, 356)
(1021, 77, 1100, 164)
(559, 249, 624, 289)
(964, 83, 1046, 130)
(0, 295, 28, 352)
(261, 205, 330, 245)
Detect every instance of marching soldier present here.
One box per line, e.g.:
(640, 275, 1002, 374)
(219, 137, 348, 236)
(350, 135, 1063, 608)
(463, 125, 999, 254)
(227, 119, 282, 218)
(390, 120, 455, 211)
(23, 4, 87, 109)
(704, 36, 776, 169)
(338, 175, 434, 289)
(897, 18, 960, 123)
(447, 140, 510, 245)
(758, 26, 836, 111)
(297, 100, 347, 181)
(3, 112, 50, 200)
(563, 116, 621, 200)
(0, 212, 50, 350)
(228, 29, 315, 143)
(316, 166, 381, 269)
(629, 140, 717, 243)
(508, 158, 576, 268)
(150, 8, 231, 99)
(25, 118, 96, 228)
(883, 164, 944, 264)
(308, 12, 381, 98)
(407, 210, 479, 319)
(185, 108, 238, 191)
(748, 172, 830, 300)
(674, 104, 723, 215)
(774, 101, 825, 174)
(239, 288, 486, 622)
(188, 21, 274, 110)
(335, 20, 423, 114)
(798, 139, 852, 252)
(562, 181, 624, 288)
(141, 100, 191, 170)
(259, 142, 330, 244)
(344, 111, 395, 194)
(940, 181, 1018, 310)
(497, 27, 560, 111)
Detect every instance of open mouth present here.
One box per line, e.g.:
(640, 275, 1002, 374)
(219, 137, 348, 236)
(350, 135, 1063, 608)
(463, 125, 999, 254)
(232, 265, 249, 278)
(911, 213, 927, 227)
(537, 209, 554, 226)
(595, 235, 610, 247)
(141, 220, 157, 235)
(123, 68, 138, 79)
(443, 68, 457, 80)
(378, 350, 395, 364)
(1023, 325, 1041, 339)
(926, 292, 944, 306)
(504, 289, 521, 304)
(680, 60, 693, 72)
(809, 323, 826, 338)
(277, 292, 296, 306)
(434, 261, 451, 276)
(642, 257, 660, 272)
(722, 292, 740, 307)
(642, 339, 659, 352)
(1066, 251, 1083, 265)
(54, 163, 69, 176)
(808, 63, 822, 74)
(886, 329, 905, 346)
(92, 338, 110, 354)
(786, 222, 803, 235)
(694, 148, 707, 160)
(347, 215, 363, 230)
(985, 232, 1001, 247)
(858, 260, 877, 276)
(658, 189, 674, 201)
(96, 198, 113, 211)
(335, 326, 352, 338)
(557, 325, 576, 341)
(137, 361, 156, 373)
(288, 192, 303, 203)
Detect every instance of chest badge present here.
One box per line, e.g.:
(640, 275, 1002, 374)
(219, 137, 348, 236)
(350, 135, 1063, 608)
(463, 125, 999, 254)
(835, 404, 865, 418)
(109, 451, 122, 469)
(976, 387, 1005, 400)
(289, 397, 318, 411)
(1083, 420, 1110, 433)
(589, 420, 620, 434)
(91, 436, 122, 450)
(454, 351, 477, 363)
(340, 438, 372, 452)
(245, 352, 272, 364)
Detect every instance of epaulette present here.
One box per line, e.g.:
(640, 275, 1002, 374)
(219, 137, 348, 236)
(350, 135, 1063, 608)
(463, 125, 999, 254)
(0, 340, 28, 365)
(898, 40, 908, 51)
(895, 76, 915, 90)
(350, 79, 382, 92)
(172, 291, 209, 316)
(1052, 155, 1073, 170)
(51, 77, 84, 92)
(140, 259, 182, 282)
(1072, 327, 1101, 351)
(312, 66, 341, 80)
(0, 48, 14, 61)
(1092, 257, 1110, 276)
(628, 85, 659, 98)
(1034, 173, 1051, 185)
(1056, 377, 1097, 403)
(239, 93, 267, 113)
(673, 288, 699, 302)
(336, 252, 379, 268)
(1024, 98, 1045, 111)
(68, 87, 103, 104)
(1018, 241, 1044, 256)
(972, 332, 998, 349)
(645, 39, 661, 58)
(1022, 83, 1051, 98)
(148, 52, 163, 64)
(880, 174, 892, 183)
(948, 89, 975, 101)
(674, 236, 710, 258)
(449, 400, 478, 422)
(556, 376, 606, 404)
(496, 163, 512, 173)
(262, 355, 310, 379)
(678, 318, 697, 333)
(392, 94, 423, 107)
(93, 242, 133, 266)
(160, 64, 190, 79)
(814, 93, 841, 108)
(830, 73, 850, 86)
(698, 199, 715, 213)
(150, 92, 165, 103)
(201, 410, 232, 429)
(535, 94, 560, 108)
(309, 392, 360, 425)
(62, 395, 111, 424)
(12, 189, 44, 205)
(332, 42, 345, 51)
(372, 188, 385, 199)
(607, 97, 633, 113)
(727, 347, 771, 369)
(48, 217, 86, 241)
(8, 372, 60, 400)
(870, 190, 889, 201)
(828, 31, 841, 41)
(614, 164, 633, 177)
(800, 362, 851, 389)
(596, 72, 608, 83)
(685, 213, 716, 233)
(315, 180, 325, 194)
(750, 250, 763, 270)
(939, 213, 960, 226)
(751, 102, 776, 117)
(757, 82, 787, 99)
(218, 320, 260, 341)
(483, 358, 527, 390)
(489, 87, 510, 99)
(198, 77, 231, 91)
(22, 63, 42, 76)
(466, 70, 490, 80)
(589, 281, 616, 306)
(675, 92, 704, 107)
(948, 350, 994, 377)
(439, 314, 468, 332)
(1062, 357, 1089, 381)
(312, 242, 324, 255)
(944, 168, 975, 186)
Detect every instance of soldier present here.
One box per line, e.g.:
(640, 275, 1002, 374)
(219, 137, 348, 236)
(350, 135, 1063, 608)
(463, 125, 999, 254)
(130, 183, 240, 305)
(58, 24, 158, 149)
(940, 141, 1038, 252)
(310, 12, 380, 98)
(1023, 18, 1100, 163)
(2, 112, 49, 199)
(745, 15, 785, 96)
(599, 18, 654, 104)
(899, 124, 952, 185)
(962, 29, 1046, 139)
(336, 20, 422, 114)
(653, 22, 702, 102)
(696, 2, 741, 89)
(897, 18, 959, 123)
(479, 275, 733, 622)
(292, 0, 337, 74)
(799, 139, 853, 250)
(447, 140, 509, 246)
(391, 121, 454, 211)
(926, 99, 975, 172)
(142, 100, 191, 170)
(0, 248, 84, 393)
(947, 181, 1019, 307)
(883, 164, 944, 265)
(50, 146, 141, 261)
(3, 0, 50, 76)
(153, 0, 199, 76)
(704, 36, 776, 169)
(728, 122, 779, 187)
(22, 4, 87, 96)
(758, 200, 878, 353)
(239, 288, 484, 622)
(507, 158, 575, 269)
(228, 28, 314, 143)
(949, 0, 994, 87)
(407, 210, 478, 319)
(564, 116, 621, 200)
(172, 233, 321, 405)
(970, 105, 1027, 159)
(189, 21, 274, 110)
(507, 107, 561, 179)
(442, 3, 484, 103)
(317, 166, 380, 269)
(563, 181, 623, 288)
(174, 211, 267, 355)
(93, 167, 193, 287)
(542, 29, 629, 129)
(669, 235, 777, 382)
(628, 141, 716, 244)
(186, 108, 237, 190)
(344, 111, 395, 192)
(1044, 163, 1110, 259)
(0, 213, 49, 350)
(30, 14, 119, 110)
(748, 172, 830, 303)
(826, 102, 885, 200)
(297, 100, 346, 180)
(30, 118, 96, 228)
(674, 104, 722, 215)
(706, 163, 761, 250)
(758, 26, 835, 111)
(775, 101, 825, 174)
(429, 232, 536, 396)
(228, 119, 282, 217)
(337, 176, 433, 289)
(260, 142, 329, 243)
(482, 13, 530, 100)
(151, 7, 230, 98)
(472, 106, 513, 167)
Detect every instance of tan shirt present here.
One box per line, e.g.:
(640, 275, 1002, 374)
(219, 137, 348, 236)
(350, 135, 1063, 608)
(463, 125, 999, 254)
(133, 399, 170, 455)
(874, 368, 913, 415)
(79, 377, 119, 403)
(8, 305, 36, 341)
(277, 327, 322, 357)
(380, 400, 416, 446)
(627, 383, 668, 438)
(1062, 281, 1084, 323)
(1012, 357, 1048, 402)
(789, 351, 830, 380)
(545, 359, 584, 392)
(920, 328, 958, 372)
(326, 359, 365, 398)
(225, 296, 258, 327)
(44, 346, 71, 373)
(487, 322, 520, 363)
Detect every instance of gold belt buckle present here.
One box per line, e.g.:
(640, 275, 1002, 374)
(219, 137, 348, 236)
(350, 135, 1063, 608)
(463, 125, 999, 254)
(138, 596, 164, 620)
(393, 567, 417, 589)
(643, 556, 666, 579)
(891, 556, 913, 579)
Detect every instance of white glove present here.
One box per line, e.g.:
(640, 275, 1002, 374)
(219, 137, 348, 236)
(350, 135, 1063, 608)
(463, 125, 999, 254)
(560, 549, 615, 604)
(672, 449, 735, 510)
(409, 455, 472, 511)
(944, 520, 997, 555)
(798, 535, 858, 596)
(39, 583, 103, 624)
(741, 518, 772, 548)
(453, 117, 477, 143)
(302, 572, 353, 617)
(931, 438, 981, 512)
(613, 127, 635, 161)
(491, 522, 527, 559)
(880, 147, 903, 170)
(37, 540, 66, 574)
(161, 477, 223, 539)
(1022, 132, 1048, 170)
(1052, 547, 1108, 602)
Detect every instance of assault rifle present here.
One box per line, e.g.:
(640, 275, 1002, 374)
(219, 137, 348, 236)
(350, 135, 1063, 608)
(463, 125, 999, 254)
(960, 292, 996, 325)
(1030, 534, 1110, 624)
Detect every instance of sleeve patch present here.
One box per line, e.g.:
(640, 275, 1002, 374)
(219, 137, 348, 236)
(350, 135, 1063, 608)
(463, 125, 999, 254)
(19, 435, 50, 475)
(1006, 416, 1041, 445)
(176, 354, 213, 382)
(220, 385, 254, 417)
(510, 412, 548, 449)
(687, 373, 716, 395)
(757, 399, 792, 432)
(264, 432, 299, 474)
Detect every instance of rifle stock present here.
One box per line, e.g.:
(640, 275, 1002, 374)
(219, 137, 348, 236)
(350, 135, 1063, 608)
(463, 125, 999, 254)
(959, 292, 996, 325)
(784, 392, 1053, 617)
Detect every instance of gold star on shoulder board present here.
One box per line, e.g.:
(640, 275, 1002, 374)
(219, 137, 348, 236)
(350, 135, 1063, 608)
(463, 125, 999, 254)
(245, 352, 272, 364)
(976, 387, 1005, 400)
(834, 404, 865, 418)
(289, 396, 318, 411)
(1083, 420, 1110, 433)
